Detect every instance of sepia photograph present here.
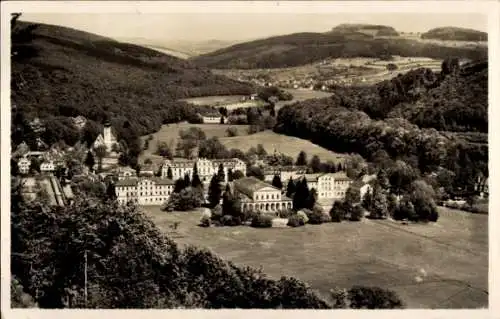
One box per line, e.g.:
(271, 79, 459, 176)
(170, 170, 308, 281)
(1, 0, 497, 316)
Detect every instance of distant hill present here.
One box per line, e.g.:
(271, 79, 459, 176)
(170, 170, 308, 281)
(11, 21, 254, 148)
(118, 38, 244, 57)
(330, 23, 399, 37)
(421, 27, 487, 42)
(192, 31, 487, 69)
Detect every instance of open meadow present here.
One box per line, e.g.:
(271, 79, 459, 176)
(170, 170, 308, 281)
(144, 206, 488, 309)
(219, 130, 346, 163)
(139, 122, 249, 164)
(140, 124, 345, 165)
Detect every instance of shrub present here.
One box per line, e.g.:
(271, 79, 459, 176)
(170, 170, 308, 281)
(350, 205, 364, 221)
(307, 206, 330, 224)
(287, 214, 305, 227)
(296, 210, 309, 224)
(199, 215, 211, 227)
(164, 187, 203, 212)
(277, 208, 294, 218)
(210, 204, 223, 221)
(348, 286, 404, 309)
(329, 203, 344, 222)
(226, 127, 238, 137)
(220, 215, 242, 226)
(251, 214, 273, 228)
(428, 208, 439, 222)
(241, 209, 259, 223)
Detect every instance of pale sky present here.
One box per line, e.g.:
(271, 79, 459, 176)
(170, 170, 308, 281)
(21, 12, 487, 42)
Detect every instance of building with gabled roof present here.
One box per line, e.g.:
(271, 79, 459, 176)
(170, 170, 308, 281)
(296, 172, 353, 201)
(18, 157, 31, 174)
(233, 177, 293, 213)
(115, 177, 175, 206)
(162, 157, 246, 183)
(93, 122, 118, 153)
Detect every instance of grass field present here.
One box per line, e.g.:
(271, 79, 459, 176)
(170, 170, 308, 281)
(139, 122, 249, 164)
(219, 130, 346, 163)
(140, 124, 345, 165)
(144, 206, 488, 309)
(180, 95, 247, 106)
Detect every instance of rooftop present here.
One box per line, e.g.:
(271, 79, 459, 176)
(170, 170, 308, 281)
(115, 177, 174, 187)
(233, 177, 278, 198)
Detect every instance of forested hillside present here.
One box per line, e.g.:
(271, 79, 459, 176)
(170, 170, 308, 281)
(275, 59, 488, 195)
(329, 24, 399, 37)
(192, 32, 487, 69)
(421, 27, 487, 42)
(11, 20, 254, 154)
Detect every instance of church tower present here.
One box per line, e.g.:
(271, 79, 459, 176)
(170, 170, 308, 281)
(103, 121, 112, 149)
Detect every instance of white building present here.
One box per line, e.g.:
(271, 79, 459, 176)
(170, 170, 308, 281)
(116, 166, 136, 180)
(93, 122, 118, 152)
(139, 164, 155, 177)
(233, 177, 293, 213)
(18, 157, 31, 174)
(198, 111, 223, 124)
(115, 177, 175, 206)
(40, 161, 55, 173)
(299, 172, 353, 200)
(264, 165, 308, 183)
(162, 158, 247, 183)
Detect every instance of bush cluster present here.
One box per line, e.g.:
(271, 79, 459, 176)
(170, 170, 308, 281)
(251, 214, 274, 228)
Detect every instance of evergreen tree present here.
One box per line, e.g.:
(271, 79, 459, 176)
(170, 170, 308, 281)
(208, 174, 222, 208)
(361, 189, 373, 211)
(377, 169, 390, 191)
(331, 164, 337, 173)
(309, 155, 322, 173)
(286, 177, 296, 198)
(167, 166, 173, 180)
(272, 174, 283, 190)
(222, 184, 234, 216)
(296, 151, 307, 166)
(293, 178, 310, 211)
(337, 162, 343, 172)
(106, 182, 117, 200)
(192, 163, 202, 189)
(84, 151, 95, 171)
(306, 188, 317, 209)
(370, 185, 388, 219)
(345, 186, 361, 205)
(184, 173, 191, 187)
(217, 163, 225, 182)
(174, 178, 186, 193)
(227, 168, 234, 182)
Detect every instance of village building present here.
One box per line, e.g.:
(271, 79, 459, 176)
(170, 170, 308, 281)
(93, 122, 118, 152)
(263, 165, 308, 183)
(92, 122, 120, 169)
(233, 177, 293, 213)
(139, 164, 156, 177)
(40, 161, 55, 173)
(299, 172, 353, 200)
(115, 177, 175, 206)
(198, 111, 224, 124)
(162, 157, 247, 183)
(17, 157, 31, 174)
(116, 166, 137, 180)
